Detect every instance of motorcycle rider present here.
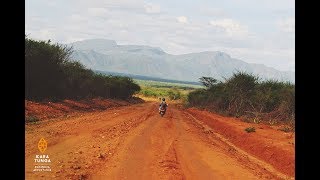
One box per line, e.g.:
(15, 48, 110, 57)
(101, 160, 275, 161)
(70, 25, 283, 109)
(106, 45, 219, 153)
(159, 98, 168, 114)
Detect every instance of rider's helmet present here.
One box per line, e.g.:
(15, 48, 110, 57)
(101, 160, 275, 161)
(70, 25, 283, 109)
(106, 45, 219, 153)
(162, 98, 165, 101)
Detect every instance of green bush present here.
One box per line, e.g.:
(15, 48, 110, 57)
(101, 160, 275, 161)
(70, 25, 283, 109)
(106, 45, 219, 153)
(278, 126, 292, 132)
(25, 37, 140, 101)
(138, 86, 184, 100)
(26, 116, 39, 123)
(187, 71, 295, 122)
(167, 88, 181, 100)
(245, 127, 256, 133)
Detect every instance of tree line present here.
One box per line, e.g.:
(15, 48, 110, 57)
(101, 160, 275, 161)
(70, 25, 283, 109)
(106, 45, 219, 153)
(25, 37, 140, 101)
(188, 72, 295, 122)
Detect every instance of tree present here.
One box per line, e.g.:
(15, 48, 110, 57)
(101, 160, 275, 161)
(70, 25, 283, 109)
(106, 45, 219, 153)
(199, 77, 218, 88)
(25, 37, 141, 101)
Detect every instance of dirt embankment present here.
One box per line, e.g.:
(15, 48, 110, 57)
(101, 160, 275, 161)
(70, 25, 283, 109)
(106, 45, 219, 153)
(186, 107, 295, 177)
(25, 97, 144, 121)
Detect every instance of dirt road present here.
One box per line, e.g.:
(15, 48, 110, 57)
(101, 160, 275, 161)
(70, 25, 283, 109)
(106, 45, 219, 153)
(25, 101, 294, 179)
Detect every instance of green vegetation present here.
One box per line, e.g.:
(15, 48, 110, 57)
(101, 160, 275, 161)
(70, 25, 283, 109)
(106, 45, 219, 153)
(135, 79, 201, 100)
(188, 72, 295, 123)
(134, 79, 202, 89)
(245, 127, 256, 133)
(25, 116, 39, 123)
(96, 70, 202, 86)
(25, 37, 140, 101)
(278, 126, 294, 132)
(139, 87, 182, 100)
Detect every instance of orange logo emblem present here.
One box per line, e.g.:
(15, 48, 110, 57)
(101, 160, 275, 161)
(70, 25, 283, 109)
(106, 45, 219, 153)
(38, 138, 47, 153)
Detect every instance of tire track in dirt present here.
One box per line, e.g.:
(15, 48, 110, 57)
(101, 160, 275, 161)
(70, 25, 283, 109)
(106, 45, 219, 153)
(25, 103, 156, 180)
(180, 110, 292, 179)
(185, 108, 294, 178)
(92, 104, 275, 179)
(170, 108, 263, 179)
(26, 101, 294, 179)
(91, 105, 184, 179)
(25, 103, 152, 157)
(153, 109, 186, 180)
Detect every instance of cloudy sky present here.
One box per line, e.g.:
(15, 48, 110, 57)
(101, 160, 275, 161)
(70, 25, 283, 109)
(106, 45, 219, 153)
(26, 0, 295, 72)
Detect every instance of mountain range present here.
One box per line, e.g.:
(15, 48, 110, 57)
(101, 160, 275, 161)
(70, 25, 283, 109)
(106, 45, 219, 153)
(68, 39, 295, 83)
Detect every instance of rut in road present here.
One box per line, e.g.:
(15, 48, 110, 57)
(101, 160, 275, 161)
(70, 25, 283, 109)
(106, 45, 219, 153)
(25, 102, 294, 180)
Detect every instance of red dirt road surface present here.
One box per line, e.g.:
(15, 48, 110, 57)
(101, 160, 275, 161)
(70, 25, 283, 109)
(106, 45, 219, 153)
(25, 100, 294, 179)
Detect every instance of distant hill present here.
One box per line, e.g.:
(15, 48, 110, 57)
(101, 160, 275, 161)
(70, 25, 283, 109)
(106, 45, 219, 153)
(69, 39, 295, 83)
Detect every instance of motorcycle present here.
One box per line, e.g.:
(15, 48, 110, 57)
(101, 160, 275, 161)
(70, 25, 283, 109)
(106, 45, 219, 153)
(159, 107, 166, 117)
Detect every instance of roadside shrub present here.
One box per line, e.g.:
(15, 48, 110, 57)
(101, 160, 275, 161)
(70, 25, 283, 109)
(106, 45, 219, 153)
(278, 126, 292, 132)
(245, 127, 256, 133)
(167, 88, 181, 100)
(26, 116, 39, 123)
(187, 71, 295, 122)
(25, 37, 140, 101)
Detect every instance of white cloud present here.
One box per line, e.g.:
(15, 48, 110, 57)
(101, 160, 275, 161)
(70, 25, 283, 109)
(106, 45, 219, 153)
(26, 0, 295, 71)
(69, 14, 88, 22)
(144, 3, 161, 14)
(199, 7, 228, 17)
(209, 19, 248, 37)
(87, 8, 108, 16)
(37, 29, 56, 41)
(65, 37, 85, 43)
(47, 1, 56, 7)
(73, 0, 143, 8)
(277, 17, 295, 33)
(177, 16, 188, 23)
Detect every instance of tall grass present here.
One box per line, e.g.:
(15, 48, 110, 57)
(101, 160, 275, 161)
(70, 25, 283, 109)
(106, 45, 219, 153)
(188, 72, 295, 122)
(138, 87, 182, 100)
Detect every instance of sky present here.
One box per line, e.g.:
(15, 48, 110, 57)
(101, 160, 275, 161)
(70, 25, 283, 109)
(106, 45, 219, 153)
(25, 0, 295, 72)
